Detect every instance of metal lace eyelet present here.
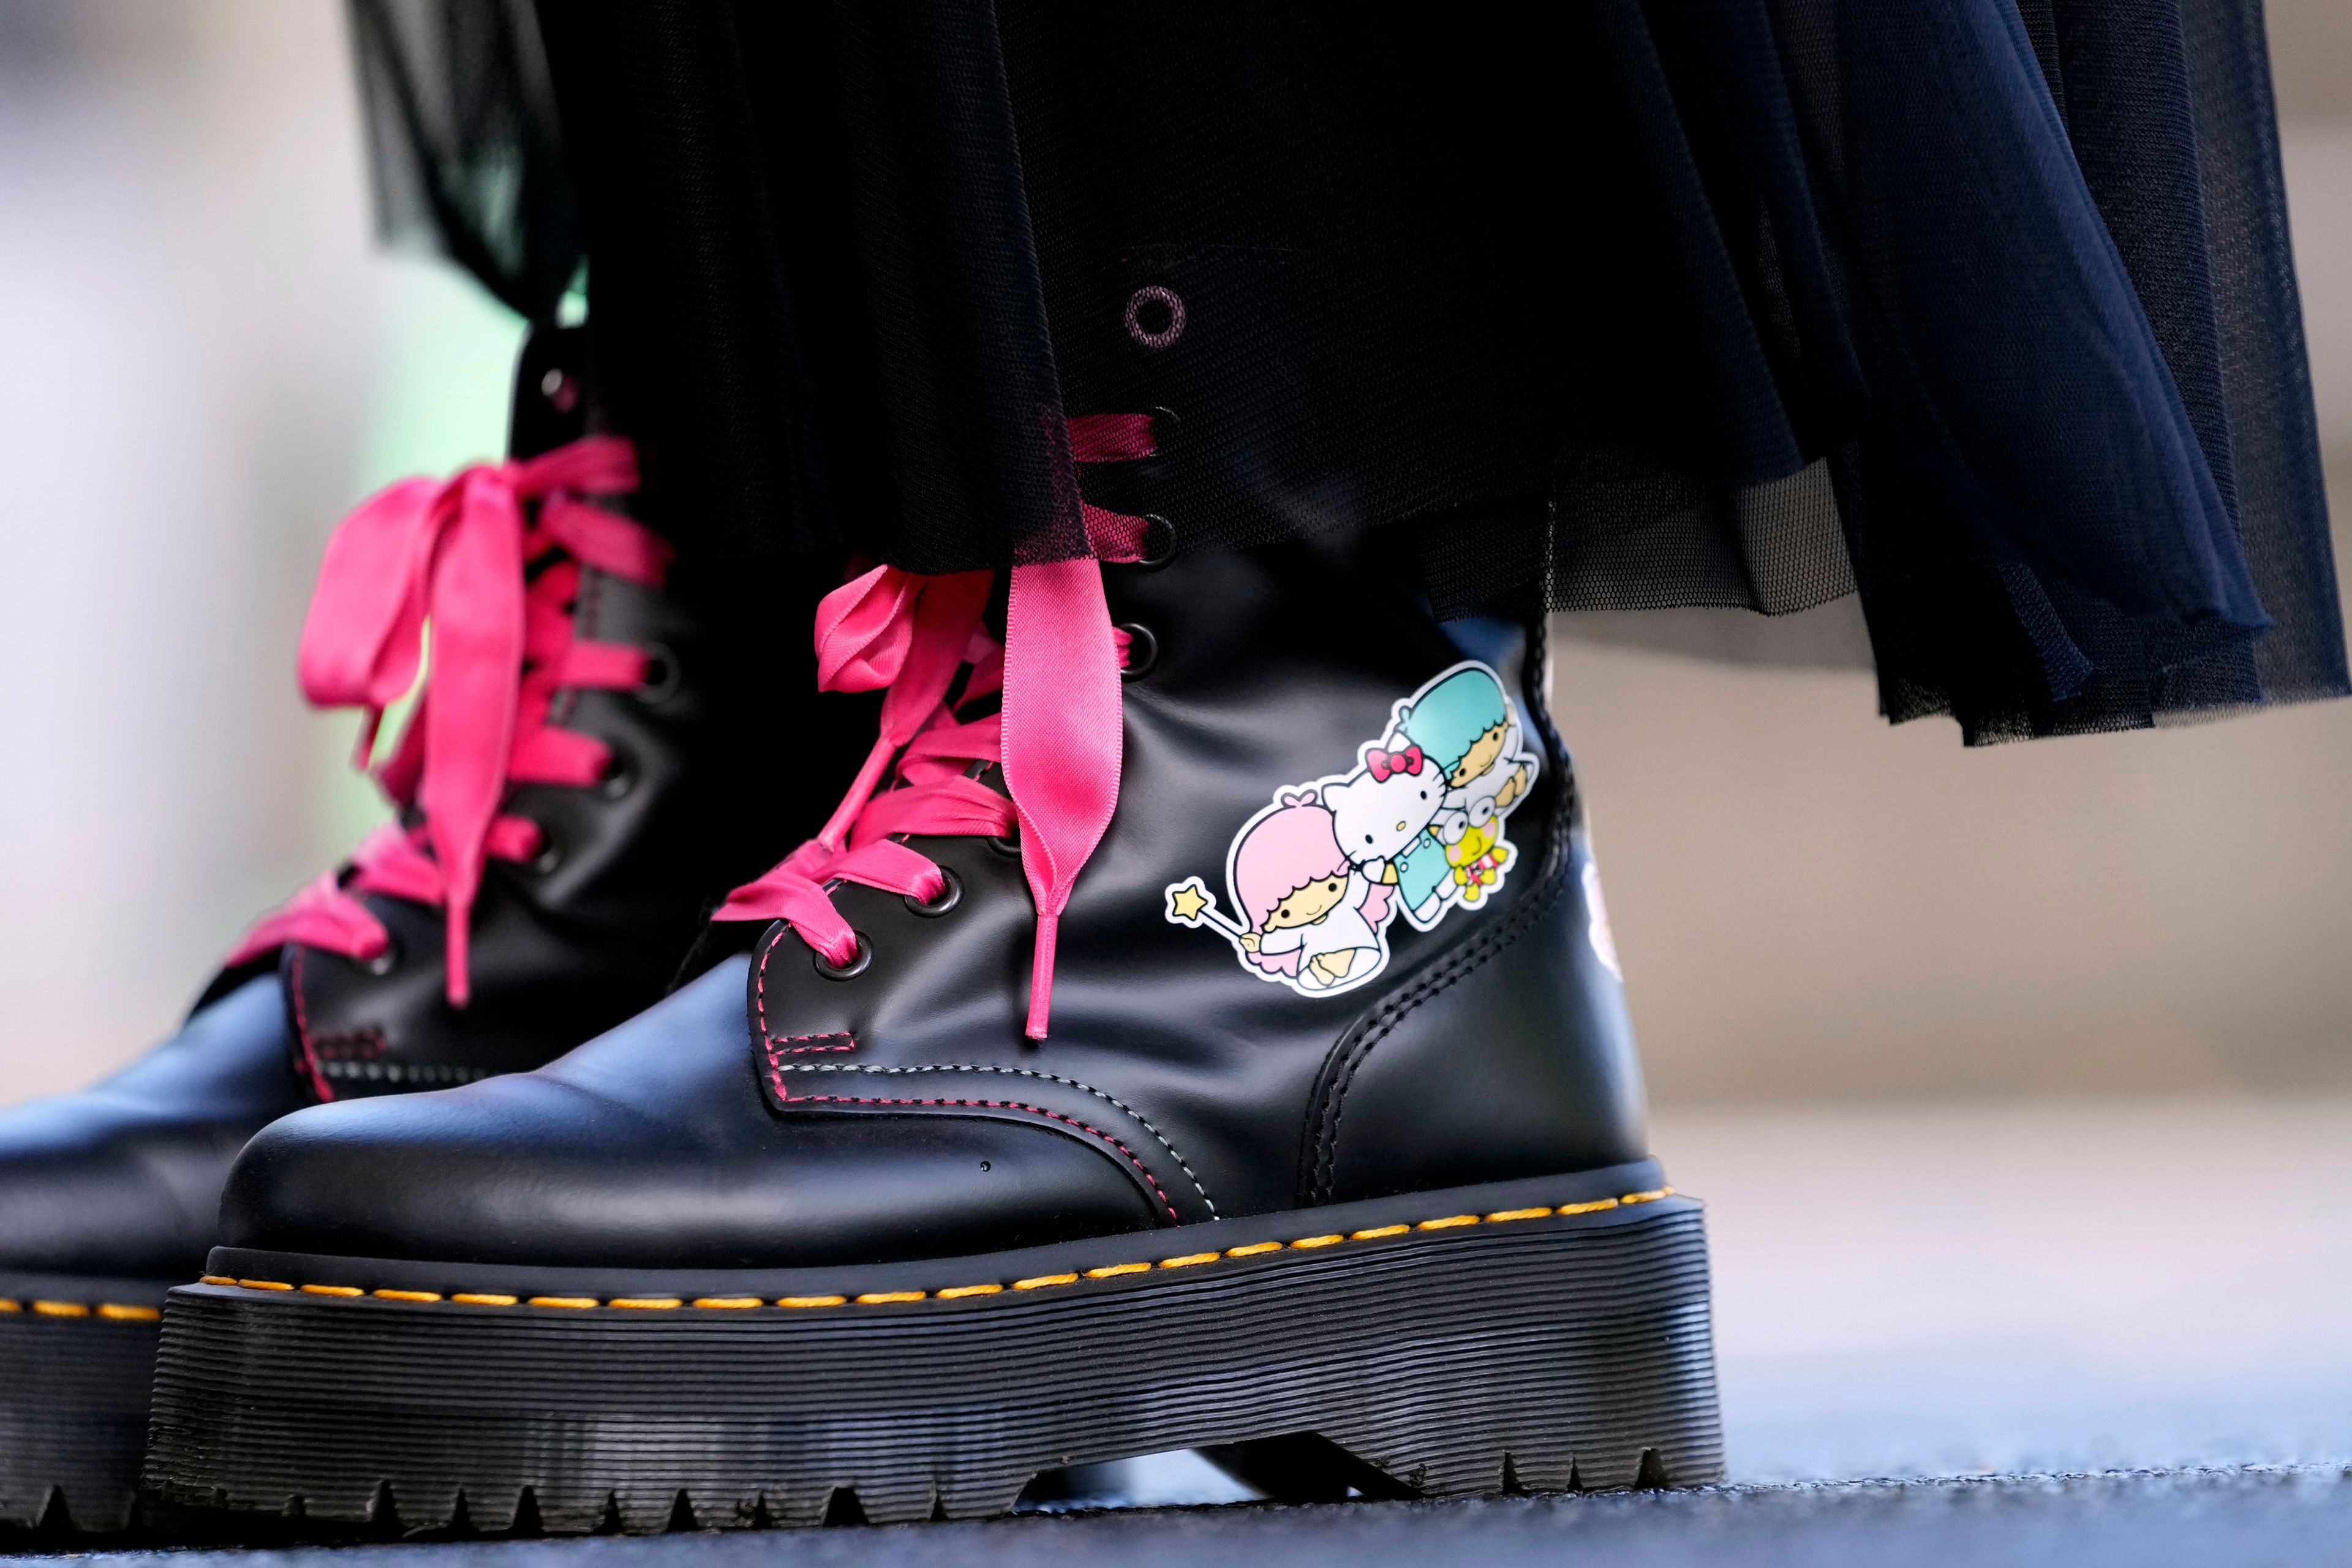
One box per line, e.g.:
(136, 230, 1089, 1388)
(813, 933, 872, 981)
(598, 746, 638, 801)
(1117, 622, 1159, 681)
(540, 367, 580, 413)
(635, 643, 683, 706)
(1124, 285, 1185, 349)
(527, 824, 565, 876)
(1134, 514, 1177, 570)
(1145, 405, 1182, 454)
(361, 938, 400, 978)
(903, 869, 962, 918)
(987, 831, 1022, 859)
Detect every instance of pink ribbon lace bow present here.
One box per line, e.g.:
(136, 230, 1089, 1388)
(717, 413, 1158, 1038)
(227, 435, 673, 1006)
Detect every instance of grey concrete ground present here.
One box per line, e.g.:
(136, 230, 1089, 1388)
(47, 1470, 2352, 1568)
(17, 1100, 2348, 1564)
(1664, 1099, 2352, 1482)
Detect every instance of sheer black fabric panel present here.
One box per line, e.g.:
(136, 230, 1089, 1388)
(346, 0, 577, 322)
(532, 2, 830, 568)
(527, 1, 1080, 574)
(823, 5, 1085, 567)
(1036, 0, 2339, 742)
(2176, 0, 2347, 710)
(1866, 0, 2349, 738)
(382, 0, 2339, 745)
(1025, 0, 2342, 741)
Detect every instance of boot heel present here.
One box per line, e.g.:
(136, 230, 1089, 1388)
(148, 1185, 1718, 1530)
(1194, 1197, 1722, 1498)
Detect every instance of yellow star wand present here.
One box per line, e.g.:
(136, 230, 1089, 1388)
(1164, 876, 1251, 945)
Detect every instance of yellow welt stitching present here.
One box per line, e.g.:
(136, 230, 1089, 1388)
(1012, 1273, 1078, 1291)
(32, 1301, 88, 1317)
(0, 1300, 20, 1313)
(205, 1185, 1680, 1314)
(99, 1303, 162, 1321)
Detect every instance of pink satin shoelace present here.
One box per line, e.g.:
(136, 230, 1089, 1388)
(227, 435, 674, 1006)
(715, 413, 1159, 1039)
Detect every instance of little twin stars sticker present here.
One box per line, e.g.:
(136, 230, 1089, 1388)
(1164, 660, 1539, 998)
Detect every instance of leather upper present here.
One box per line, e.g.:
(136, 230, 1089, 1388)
(222, 529, 1649, 1271)
(223, 957, 1158, 1269)
(0, 978, 300, 1280)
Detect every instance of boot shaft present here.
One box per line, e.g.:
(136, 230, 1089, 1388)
(744, 529, 1646, 1218)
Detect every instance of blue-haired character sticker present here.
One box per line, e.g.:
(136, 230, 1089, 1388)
(1395, 663, 1536, 914)
(1165, 659, 1541, 996)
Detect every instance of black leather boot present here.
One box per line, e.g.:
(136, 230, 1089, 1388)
(0, 328, 824, 1532)
(145, 496, 1721, 1531)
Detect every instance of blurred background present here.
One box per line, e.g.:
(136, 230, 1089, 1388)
(0, 0, 521, 1101)
(0, 0, 2345, 1488)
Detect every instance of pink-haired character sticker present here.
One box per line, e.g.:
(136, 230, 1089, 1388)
(1164, 790, 1395, 995)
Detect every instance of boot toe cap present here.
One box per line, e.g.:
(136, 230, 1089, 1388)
(219, 1077, 657, 1265)
(220, 1071, 1170, 1272)
(217, 962, 1172, 1273)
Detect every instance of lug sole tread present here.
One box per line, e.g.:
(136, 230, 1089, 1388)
(149, 1204, 1720, 1532)
(0, 1313, 162, 1531)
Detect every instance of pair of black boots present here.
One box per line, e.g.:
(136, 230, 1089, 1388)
(0, 332, 1718, 1533)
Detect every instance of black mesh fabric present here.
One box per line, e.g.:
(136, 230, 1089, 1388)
(355, 0, 2345, 745)
(347, 0, 577, 323)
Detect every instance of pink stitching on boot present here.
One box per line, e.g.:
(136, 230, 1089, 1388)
(286, 948, 338, 1103)
(760, 1035, 1179, 1221)
(750, 936, 854, 1048)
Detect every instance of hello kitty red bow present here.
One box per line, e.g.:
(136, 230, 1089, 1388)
(1366, 744, 1424, 782)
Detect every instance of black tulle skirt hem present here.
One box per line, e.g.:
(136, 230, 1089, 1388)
(355, 0, 2346, 744)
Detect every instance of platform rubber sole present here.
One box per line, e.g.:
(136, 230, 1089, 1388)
(146, 1169, 1720, 1532)
(0, 1275, 169, 1530)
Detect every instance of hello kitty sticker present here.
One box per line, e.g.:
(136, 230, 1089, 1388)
(1164, 660, 1539, 997)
